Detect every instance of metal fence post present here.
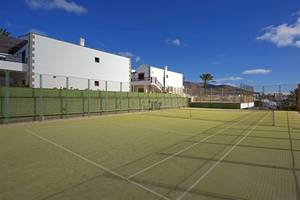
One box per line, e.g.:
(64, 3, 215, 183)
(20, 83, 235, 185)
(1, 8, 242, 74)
(99, 91, 102, 114)
(127, 92, 130, 112)
(221, 88, 224, 103)
(278, 85, 281, 94)
(272, 109, 275, 126)
(298, 84, 300, 113)
(3, 71, 10, 124)
(210, 88, 212, 103)
(115, 92, 118, 113)
(87, 79, 90, 117)
(105, 81, 108, 92)
(138, 92, 141, 111)
(120, 82, 122, 92)
(65, 77, 69, 118)
(39, 74, 44, 121)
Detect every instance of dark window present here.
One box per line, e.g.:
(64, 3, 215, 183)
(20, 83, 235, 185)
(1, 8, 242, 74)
(138, 73, 145, 80)
(95, 57, 100, 63)
(94, 81, 99, 86)
(22, 51, 26, 63)
(166, 75, 168, 78)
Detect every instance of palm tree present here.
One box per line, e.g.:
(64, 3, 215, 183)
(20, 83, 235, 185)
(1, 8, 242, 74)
(0, 28, 11, 37)
(200, 73, 214, 89)
(200, 73, 213, 96)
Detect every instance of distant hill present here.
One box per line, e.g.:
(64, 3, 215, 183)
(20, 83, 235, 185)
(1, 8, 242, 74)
(183, 81, 253, 96)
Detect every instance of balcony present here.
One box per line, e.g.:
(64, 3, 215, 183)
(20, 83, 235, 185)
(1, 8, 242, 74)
(0, 53, 28, 72)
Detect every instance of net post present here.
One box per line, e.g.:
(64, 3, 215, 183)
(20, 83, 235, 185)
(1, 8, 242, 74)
(39, 74, 44, 121)
(3, 70, 10, 124)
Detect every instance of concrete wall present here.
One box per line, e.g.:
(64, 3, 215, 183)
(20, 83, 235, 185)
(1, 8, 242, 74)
(31, 33, 131, 91)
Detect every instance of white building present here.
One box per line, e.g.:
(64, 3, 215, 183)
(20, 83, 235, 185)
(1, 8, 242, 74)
(0, 33, 131, 91)
(131, 64, 184, 95)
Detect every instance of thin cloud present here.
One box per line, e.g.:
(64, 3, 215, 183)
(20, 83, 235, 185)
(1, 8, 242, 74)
(256, 12, 300, 48)
(135, 56, 141, 62)
(118, 51, 141, 63)
(242, 69, 271, 75)
(25, 0, 87, 15)
(212, 61, 221, 65)
(165, 38, 181, 47)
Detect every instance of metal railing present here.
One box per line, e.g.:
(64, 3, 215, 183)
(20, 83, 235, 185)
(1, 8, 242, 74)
(0, 53, 26, 63)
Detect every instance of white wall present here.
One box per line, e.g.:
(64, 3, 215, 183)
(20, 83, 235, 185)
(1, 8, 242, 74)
(133, 65, 183, 89)
(150, 66, 164, 86)
(165, 70, 183, 88)
(31, 34, 131, 91)
(0, 60, 28, 72)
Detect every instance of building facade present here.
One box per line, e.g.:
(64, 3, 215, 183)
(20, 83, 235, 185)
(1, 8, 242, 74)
(131, 64, 184, 95)
(0, 33, 131, 92)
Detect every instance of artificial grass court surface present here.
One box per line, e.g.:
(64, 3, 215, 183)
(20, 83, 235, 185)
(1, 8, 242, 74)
(0, 109, 300, 200)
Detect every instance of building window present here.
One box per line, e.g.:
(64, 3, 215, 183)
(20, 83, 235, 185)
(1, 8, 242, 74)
(94, 81, 99, 86)
(138, 73, 145, 80)
(22, 51, 26, 63)
(95, 57, 100, 63)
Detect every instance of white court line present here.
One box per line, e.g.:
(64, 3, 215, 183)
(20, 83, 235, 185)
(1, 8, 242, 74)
(24, 129, 171, 200)
(176, 112, 269, 200)
(128, 112, 254, 179)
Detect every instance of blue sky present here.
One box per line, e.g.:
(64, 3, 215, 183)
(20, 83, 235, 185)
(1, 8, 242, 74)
(1, 0, 300, 85)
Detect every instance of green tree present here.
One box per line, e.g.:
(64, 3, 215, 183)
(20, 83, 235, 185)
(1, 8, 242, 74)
(0, 28, 11, 37)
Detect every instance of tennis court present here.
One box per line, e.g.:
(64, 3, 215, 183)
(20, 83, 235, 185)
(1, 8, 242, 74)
(1, 108, 299, 200)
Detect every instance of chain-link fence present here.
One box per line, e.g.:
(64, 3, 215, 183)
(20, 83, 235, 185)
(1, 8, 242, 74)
(184, 83, 254, 103)
(184, 82, 299, 111)
(253, 84, 298, 111)
(33, 73, 131, 92)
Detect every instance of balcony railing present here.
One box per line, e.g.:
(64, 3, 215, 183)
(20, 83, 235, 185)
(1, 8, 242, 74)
(0, 53, 26, 64)
(131, 76, 164, 90)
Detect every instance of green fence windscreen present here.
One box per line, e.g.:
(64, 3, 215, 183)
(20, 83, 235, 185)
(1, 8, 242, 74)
(0, 87, 188, 123)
